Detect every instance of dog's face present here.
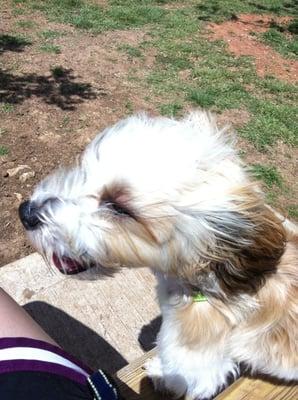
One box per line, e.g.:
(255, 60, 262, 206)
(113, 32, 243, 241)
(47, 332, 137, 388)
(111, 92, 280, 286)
(19, 112, 285, 294)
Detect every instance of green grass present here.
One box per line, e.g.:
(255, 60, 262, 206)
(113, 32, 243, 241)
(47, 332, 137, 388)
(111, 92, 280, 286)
(0, 128, 7, 137)
(260, 28, 298, 58)
(146, 7, 297, 150)
(287, 205, 298, 219)
(247, 161, 290, 210)
(188, 83, 248, 110)
(61, 115, 70, 127)
(1, 103, 15, 113)
(188, 89, 216, 108)
(250, 164, 283, 188)
(239, 100, 297, 150)
(150, 46, 296, 149)
(124, 100, 134, 113)
(0, 146, 9, 156)
(0, 33, 31, 51)
(14, 0, 298, 30)
(39, 43, 61, 53)
(18, 0, 167, 33)
(159, 102, 183, 117)
(258, 76, 297, 95)
(12, 5, 26, 16)
(2, 0, 296, 220)
(16, 20, 37, 29)
(288, 19, 298, 34)
(8, 0, 298, 152)
(38, 30, 64, 56)
(39, 30, 64, 40)
(50, 65, 66, 78)
(195, 0, 297, 22)
(118, 44, 142, 58)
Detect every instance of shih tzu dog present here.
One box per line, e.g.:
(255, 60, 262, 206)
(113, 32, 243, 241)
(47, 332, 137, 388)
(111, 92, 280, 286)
(19, 112, 298, 399)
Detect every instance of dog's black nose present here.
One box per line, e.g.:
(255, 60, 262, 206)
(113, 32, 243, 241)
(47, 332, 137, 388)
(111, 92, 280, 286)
(19, 200, 42, 230)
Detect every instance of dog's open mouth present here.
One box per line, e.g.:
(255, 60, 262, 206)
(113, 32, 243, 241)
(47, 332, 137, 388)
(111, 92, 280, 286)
(52, 253, 89, 275)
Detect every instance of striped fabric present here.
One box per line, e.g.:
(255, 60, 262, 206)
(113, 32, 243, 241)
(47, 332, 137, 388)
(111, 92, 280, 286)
(0, 337, 92, 385)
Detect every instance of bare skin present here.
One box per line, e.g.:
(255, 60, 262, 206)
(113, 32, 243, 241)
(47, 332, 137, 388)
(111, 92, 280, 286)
(0, 288, 58, 346)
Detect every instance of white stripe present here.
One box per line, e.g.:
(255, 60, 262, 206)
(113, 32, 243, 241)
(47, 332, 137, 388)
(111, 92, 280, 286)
(0, 347, 89, 377)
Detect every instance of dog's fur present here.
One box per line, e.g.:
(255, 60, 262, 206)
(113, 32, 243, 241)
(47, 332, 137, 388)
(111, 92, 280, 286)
(25, 112, 298, 399)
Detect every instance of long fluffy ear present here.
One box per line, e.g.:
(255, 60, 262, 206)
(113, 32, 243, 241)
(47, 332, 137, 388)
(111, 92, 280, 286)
(180, 186, 286, 299)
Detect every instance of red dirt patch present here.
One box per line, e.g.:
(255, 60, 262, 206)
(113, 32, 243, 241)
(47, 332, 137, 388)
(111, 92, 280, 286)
(208, 14, 298, 82)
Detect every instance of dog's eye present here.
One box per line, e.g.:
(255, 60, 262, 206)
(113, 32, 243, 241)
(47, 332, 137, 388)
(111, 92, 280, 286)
(108, 201, 134, 218)
(101, 186, 135, 219)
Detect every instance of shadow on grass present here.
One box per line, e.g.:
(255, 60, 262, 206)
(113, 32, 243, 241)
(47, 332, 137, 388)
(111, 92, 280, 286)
(195, 0, 297, 21)
(0, 67, 102, 110)
(0, 34, 31, 54)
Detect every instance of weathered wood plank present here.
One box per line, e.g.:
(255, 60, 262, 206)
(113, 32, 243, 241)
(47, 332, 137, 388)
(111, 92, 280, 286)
(216, 376, 298, 400)
(116, 349, 298, 400)
(115, 349, 166, 400)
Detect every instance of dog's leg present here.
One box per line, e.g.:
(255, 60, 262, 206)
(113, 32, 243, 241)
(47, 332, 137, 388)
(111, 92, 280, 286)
(146, 318, 239, 400)
(145, 355, 169, 393)
(146, 353, 188, 398)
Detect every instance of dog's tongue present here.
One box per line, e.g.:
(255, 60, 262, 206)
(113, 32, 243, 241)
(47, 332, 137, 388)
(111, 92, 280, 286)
(52, 253, 88, 275)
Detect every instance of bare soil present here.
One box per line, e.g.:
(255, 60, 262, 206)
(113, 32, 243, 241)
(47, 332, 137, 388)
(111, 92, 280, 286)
(208, 14, 298, 82)
(0, 5, 156, 265)
(0, 6, 297, 266)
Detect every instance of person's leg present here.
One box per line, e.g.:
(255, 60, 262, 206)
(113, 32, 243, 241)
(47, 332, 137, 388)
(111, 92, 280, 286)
(0, 288, 58, 346)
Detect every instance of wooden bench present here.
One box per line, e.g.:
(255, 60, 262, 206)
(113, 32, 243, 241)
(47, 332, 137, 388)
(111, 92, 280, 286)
(115, 349, 298, 400)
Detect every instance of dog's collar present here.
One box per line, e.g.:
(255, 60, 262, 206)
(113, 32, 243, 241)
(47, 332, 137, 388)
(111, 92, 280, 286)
(192, 292, 207, 302)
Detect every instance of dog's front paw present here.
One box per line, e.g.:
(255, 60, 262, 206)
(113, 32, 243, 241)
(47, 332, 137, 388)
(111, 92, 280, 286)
(145, 356, 187, 398)
(145, 356, 166, 392)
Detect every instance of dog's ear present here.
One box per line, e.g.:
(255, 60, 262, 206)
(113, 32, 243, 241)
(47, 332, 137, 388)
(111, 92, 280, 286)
(211, 207, 286, 296)
(180, 187, 286, 298)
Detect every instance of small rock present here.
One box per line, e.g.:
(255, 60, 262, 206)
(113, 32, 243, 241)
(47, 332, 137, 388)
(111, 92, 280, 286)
(0, 158, 9, 166)
(6, 164, 30, 177)
(23, 288, 36, 300)
(14, 192, 23, 202)
(19, 171, 35, 183)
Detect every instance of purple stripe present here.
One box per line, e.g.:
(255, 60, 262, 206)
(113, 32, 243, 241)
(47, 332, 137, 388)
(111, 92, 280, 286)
(0, 359, 88, 385)
(0, 337, 93, 374)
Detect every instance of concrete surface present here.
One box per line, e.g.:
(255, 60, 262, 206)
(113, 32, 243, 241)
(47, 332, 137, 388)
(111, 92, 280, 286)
(0, 253, 160, 373)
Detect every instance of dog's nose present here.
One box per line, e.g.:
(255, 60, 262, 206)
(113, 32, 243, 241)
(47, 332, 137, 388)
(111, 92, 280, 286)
(19, 200, 42, 230)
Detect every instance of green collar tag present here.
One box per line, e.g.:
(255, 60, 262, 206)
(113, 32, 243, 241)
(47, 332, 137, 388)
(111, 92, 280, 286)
(193, 292, 207, 302)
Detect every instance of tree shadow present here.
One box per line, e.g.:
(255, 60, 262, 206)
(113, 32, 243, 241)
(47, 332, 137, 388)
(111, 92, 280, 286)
(248, 1, 297, 14)
(0, 67, 103, 110)
(24, 301, 127, 374)
(195, 0, 298, 21)
(0, 34, 31, 54)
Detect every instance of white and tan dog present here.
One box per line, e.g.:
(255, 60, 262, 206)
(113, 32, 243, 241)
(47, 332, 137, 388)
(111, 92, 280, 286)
(19, 112, 298, 399)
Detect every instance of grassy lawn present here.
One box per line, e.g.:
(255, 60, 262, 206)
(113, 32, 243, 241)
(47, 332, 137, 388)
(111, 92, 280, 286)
(4, 0, 298, 216)
(259, 19, 298, 58)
